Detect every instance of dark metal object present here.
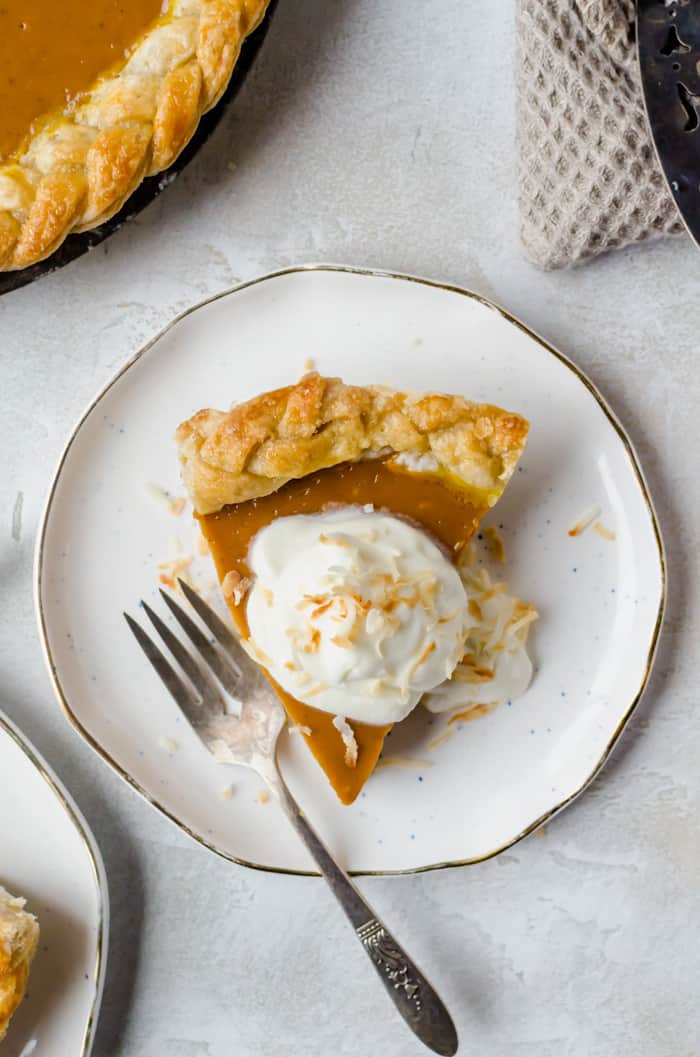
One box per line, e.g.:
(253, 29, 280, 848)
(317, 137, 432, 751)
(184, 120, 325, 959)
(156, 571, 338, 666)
(638, 0, 700, 248)
(0, 0, 276, 297)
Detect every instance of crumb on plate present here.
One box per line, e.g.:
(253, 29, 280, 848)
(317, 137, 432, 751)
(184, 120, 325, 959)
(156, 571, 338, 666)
(568, 505, 601, 537)
(483, 525, 506, 562)
(593, 521, 616, 541)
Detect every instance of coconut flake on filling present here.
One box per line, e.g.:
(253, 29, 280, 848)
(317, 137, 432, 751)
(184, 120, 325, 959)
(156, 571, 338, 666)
(222, 569, 251, 606)
(332, 715, 358, 768)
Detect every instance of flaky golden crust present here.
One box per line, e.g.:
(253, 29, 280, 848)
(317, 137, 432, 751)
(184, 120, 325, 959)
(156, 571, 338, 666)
(0, 887, 39, 1042)
(0, 0, 270, 271)
(176, 373, 529, 515)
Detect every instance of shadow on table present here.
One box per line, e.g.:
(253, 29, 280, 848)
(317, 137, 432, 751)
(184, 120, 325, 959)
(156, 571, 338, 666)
(86, 783, 146, 1057)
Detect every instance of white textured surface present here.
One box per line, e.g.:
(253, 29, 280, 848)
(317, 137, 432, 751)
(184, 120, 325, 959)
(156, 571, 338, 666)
(0, 2, 693, 1055)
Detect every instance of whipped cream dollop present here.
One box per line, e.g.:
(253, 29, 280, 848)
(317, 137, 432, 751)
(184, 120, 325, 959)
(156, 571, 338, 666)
(422, 564, 536, 714)
(245, 509, 470, 725)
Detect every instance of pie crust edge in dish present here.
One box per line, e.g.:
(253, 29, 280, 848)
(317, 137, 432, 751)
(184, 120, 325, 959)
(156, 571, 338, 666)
(176, 371, 530, 515)
(0, 0, 270, 272)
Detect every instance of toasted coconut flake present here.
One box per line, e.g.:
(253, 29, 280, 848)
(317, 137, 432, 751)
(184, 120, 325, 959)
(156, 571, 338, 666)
(375, 756, 433, 771)
(302, 627, 321, 654)
(448, 702, 497, 724)
(480, 582, 508, 602)
(468, 598, 483, 622)
(306, 681, 329, 697)
(594, 521, 616, 541)
(568, 504, 601, 537)
(427, 728, 455, 751)
(146, 482, 187, 516)
(331, 634, 353, 649)
(332, 716, 358, 767)
(261, 587, 275, 607)
(284, 661, 297, 672)
(158, 736, 179, 754)
(222, 569, 251, 606)
(451, 660, 495, 684)
(408, 640, 436, 680)
(459, 541, 476, 567)
(303, 357, 315, 372)
(293, 670, 312, 686)
(483, 525, 506, 563)
(158, 555, 193, 590)
(258, 789, 270, 805)
(220, 784, 235, 800)
(289, 724, 312, 737)
(300, 592, 328, 607)
(319, 533, 352, 548)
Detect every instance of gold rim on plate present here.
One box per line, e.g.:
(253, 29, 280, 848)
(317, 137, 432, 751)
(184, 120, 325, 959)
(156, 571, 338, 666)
(33, 264, 667, 877)
(0, 710, 108, 1053)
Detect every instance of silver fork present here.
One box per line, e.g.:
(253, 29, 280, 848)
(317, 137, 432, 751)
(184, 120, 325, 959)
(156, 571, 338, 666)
(125, 578, 458, 1056)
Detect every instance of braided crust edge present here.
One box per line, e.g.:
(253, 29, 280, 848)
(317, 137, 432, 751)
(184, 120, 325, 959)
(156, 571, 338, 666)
(0, 0, 270, 271)
(176, 372, 530, 515)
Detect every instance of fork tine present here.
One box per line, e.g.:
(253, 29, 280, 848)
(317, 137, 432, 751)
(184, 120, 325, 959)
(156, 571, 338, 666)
(159, 588, 241, 697)
(124, 612, 201, 718)
(177, 578, 264, 684)
(140, 601, 222, 713)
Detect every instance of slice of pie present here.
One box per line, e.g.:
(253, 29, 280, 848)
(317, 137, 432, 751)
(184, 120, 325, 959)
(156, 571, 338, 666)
(0, 0, 270, 271)
(0, 886, 40, 1041)
(177, 372, 529, 804)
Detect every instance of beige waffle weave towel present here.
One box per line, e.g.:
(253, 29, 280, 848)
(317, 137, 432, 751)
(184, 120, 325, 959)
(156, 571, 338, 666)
(516, 0, 685, 269)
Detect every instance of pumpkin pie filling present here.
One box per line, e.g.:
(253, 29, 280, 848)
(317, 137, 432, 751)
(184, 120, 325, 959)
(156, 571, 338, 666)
(199, 459, 488, 804)
(0, 0, 163, 161)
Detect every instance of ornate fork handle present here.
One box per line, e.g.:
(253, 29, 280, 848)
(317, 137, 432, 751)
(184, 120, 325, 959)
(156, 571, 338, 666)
(267, 768, 458, 1056)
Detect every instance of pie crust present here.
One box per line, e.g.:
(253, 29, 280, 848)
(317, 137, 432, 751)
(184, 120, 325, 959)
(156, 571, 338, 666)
(0, 887, 40, 1041)
(176, 372, 530, 515)
(0, 0, 270, 271)
(178, 375, 529, 804)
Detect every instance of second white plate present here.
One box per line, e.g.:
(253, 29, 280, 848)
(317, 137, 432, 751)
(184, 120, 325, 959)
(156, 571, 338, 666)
(0, 710, 107, 1056)
(35, 266, 665, 874)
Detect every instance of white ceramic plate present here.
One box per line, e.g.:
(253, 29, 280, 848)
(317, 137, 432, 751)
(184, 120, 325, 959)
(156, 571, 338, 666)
(35, 266, 665, 875)
(0, 710, 108, 1056)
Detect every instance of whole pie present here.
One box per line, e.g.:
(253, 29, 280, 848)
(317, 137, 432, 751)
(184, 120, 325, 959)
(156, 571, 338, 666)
(0, 886, 39, 1041)
(177, 373, 530, 804)
(0, 0, 270, 271)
